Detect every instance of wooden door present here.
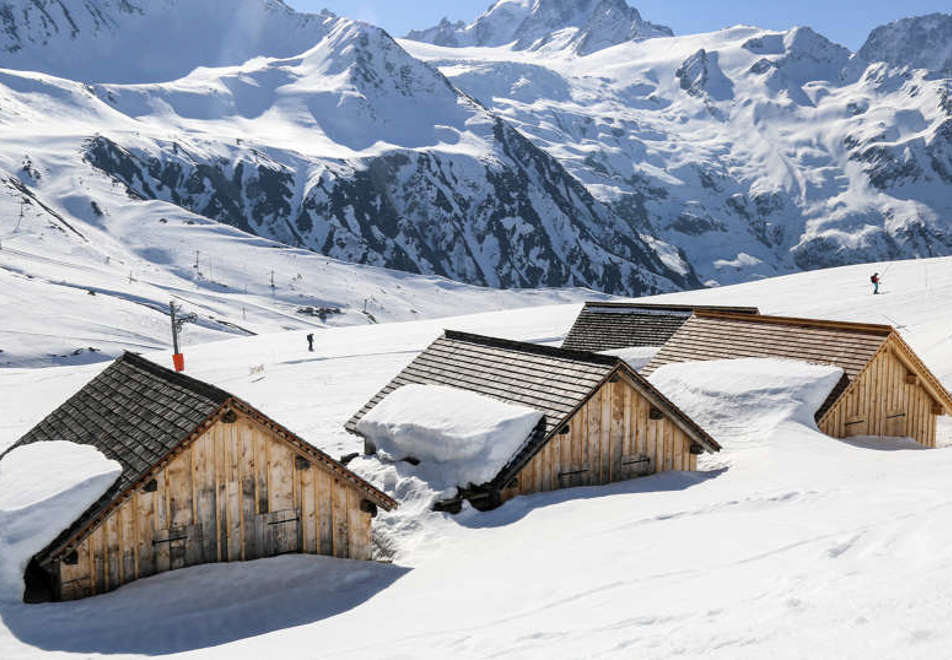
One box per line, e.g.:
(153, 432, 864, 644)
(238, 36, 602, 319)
(254, 509, 302, 557)
(844, 416, 868, 437)
(618, 453, 653, 479)
(885, 411, 907, 437)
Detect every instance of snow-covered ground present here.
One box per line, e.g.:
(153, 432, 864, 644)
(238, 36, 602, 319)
(2, 255, 952, 658)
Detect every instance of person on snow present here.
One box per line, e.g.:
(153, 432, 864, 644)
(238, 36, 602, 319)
(306, 333, 315, 352)
(871, 272, 880, 295)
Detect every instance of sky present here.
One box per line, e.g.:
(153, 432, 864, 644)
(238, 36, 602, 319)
(288, 0, 949, 51)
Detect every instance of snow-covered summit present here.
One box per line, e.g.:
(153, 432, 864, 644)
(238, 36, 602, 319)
(858, 12, 952, 75)
(0, 0, 339, 83)
(405, 0, 672, 55)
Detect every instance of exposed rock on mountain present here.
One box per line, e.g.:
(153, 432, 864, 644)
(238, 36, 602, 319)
(3, 0, 952, 296)
(858, 13, 952, 75)
(406, 0, 672, 56)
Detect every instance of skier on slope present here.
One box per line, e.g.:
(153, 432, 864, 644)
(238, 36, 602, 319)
(306, 333, 315, 352)
(871, 272, 880, 295)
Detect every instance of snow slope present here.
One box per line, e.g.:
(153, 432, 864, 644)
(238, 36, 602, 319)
(0, 2, 696, 297)
(6, 1, 952, 300)
(0, 0, 340, 84)
(2, 255, 952, 658)
(403, 19, 952, 285)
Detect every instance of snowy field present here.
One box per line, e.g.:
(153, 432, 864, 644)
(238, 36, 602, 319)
(2, 255, 952, 658)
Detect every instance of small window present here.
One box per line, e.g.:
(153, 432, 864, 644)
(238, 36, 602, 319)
(649, 407, 664, 420)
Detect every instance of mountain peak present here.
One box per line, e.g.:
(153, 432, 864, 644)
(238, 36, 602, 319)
(858, 13, 952, 74)
(405, 0, 672, 56)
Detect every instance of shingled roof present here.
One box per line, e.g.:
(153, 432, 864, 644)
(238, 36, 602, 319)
(346, 330, 718, 489)
(640, 311, 949, 420)
(4, 352, 396, 561)
(562, 302, 760, 353)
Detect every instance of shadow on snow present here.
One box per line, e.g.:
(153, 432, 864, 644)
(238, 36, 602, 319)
(457, 467, 729, 529)
(2, 553, 409, 655)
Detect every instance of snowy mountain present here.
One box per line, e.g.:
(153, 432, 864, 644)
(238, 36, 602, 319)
(0, 3, 696, 297)
(403, 15, 952, 284)
(405, 0, 673, 55)
(3, 0, 952, 304)
(0, 0, 339, 83)
(858, 13, 952, 75)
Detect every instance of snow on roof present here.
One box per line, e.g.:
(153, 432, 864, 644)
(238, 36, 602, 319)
(0, 441, 121, 602)
(356, 384, 544, 489)
(648, 358, 845, 445)
(599, 346, 661, 372)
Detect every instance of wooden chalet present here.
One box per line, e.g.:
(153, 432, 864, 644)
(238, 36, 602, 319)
(562, 302, 760, 353)
(5, 352, 396, 602)
(642, 311, 952, 447)
(346, 330, 719, 511)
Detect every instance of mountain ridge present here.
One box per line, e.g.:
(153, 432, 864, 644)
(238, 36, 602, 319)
(2, 0, 952, 298)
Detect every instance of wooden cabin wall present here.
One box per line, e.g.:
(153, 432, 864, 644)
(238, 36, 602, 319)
(819, 342, 939, 448)
(501, 375, 696, 502)
(55, 412, 373, 601)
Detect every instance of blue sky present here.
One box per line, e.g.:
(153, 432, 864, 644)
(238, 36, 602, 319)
(288, 1, 949, 51)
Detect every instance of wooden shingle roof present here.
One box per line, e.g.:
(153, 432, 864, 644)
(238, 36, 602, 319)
(4, 352, 396, 562)
(562, 302, 760, 353)
(641, 312, 904, 420)
(346, 330, 718, 488)
(642, 312, 892, 380)
(8, 352, 230, 496)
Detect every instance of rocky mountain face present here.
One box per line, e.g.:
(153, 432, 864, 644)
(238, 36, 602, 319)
(405, 0, 672, 55)
(2, 0, 952, 295)
(858, 13, 952, 75)
(403, 11, 952, 285)
(0, 9, 694, 295)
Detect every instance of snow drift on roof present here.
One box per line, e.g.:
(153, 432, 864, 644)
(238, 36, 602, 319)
(356, 384, 543, 489)
(648, 358, 844, 447)
(0, 441, 121, 602)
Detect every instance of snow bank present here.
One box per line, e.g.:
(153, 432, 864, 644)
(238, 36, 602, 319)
(356, 384, 543, 489)
(599, 346, 661, 371)
(0, 441, 121, 602)
(649, 358, 844, 444)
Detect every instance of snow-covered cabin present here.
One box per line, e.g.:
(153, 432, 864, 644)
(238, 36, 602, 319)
(643, 311, 952, 447)
(346, 331, 719, 511)
(3, 352, 396, 602)
(562, 302, 760, 354)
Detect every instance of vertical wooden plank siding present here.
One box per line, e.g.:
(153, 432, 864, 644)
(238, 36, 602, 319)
(53, 413, 377, 600)
(819, 341, 942, 447)
(504, 377, 697, 502)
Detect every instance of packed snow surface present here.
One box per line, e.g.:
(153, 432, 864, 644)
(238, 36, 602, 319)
(0, 441, 121, 602)
(356, 384, 543, 489)
(649, 358, 846, 442)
